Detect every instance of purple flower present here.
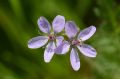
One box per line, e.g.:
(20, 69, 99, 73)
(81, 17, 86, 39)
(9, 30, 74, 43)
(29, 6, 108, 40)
(55, 21, 97, 71)
(28, 15, 65, 63)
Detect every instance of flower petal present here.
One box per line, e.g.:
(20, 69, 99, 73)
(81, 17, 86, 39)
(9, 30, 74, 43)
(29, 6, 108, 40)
(28, 36, 48, 49)
(52, 15, 65, 33)
(44, 41, 55, 63)
(56, 36, 64, 46)
(37, 16, 51, 33)
(55, 41, 70, 54)
(70, 48, 80, 71)
(77, 44, 97, 57)
(78, 26, 96, 41)
(65, 21, 78, 38)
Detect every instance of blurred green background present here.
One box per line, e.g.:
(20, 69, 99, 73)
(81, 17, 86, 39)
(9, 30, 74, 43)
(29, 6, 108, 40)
(0, 0, 120, 79)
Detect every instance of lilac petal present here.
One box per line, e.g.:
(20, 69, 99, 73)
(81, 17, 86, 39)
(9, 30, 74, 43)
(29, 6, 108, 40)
(70, 48, 80, 71)
(78, 26, 96, 41)
(56, 36, 64, 46)
(52, 15, 65, 33)
(55, 41, 70, 54)
(44, 41, 55, 63)
(37, 16, 51, 33)
(28, 36, 48, 49)
(77, 44, 97, 57)
(65, 21, 78, 38)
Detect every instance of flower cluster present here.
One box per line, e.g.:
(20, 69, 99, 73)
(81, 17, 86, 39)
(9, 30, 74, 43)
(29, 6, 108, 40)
(28, 15, 97, 71)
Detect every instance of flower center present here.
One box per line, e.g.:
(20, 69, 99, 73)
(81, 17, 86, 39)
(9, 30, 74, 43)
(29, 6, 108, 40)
(48, 35, 55, 41)
(71, 39, 83, 46)
(72, 39, 79, 45)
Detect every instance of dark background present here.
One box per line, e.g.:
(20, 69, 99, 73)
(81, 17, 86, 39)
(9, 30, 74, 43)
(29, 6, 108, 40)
(0, 0, 120, 79)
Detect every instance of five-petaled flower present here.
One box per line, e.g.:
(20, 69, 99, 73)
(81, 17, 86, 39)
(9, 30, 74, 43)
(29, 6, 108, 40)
(28, 15, 65, 63)
(55, 21, 97, 71)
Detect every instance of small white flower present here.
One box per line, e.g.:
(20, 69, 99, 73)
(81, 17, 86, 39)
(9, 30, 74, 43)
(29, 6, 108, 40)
(55, 21, 97, 71)
(28, 15, 65, 63)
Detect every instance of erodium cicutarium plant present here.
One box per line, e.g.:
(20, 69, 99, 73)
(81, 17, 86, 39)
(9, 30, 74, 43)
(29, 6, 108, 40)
(55, 21, 97, 71)
(28, 15, 97, 71)
(28, 15, 65, 63)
